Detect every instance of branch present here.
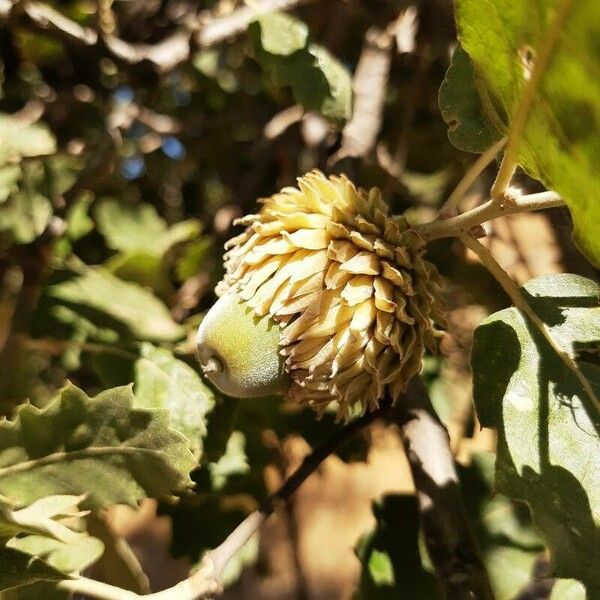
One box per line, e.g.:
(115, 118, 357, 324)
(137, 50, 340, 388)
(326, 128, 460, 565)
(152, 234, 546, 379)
(460, 233, 600, 416)
(415, 190, 564, 241)
(196, 0, 312, 48)
(393, 378, 494, 600)
(57, 400, 391, 600)
(0, 242, 51, 410)
(329, 25, 393, 164)
(2, 0, 311, 72)
(439, 137, 506, 217)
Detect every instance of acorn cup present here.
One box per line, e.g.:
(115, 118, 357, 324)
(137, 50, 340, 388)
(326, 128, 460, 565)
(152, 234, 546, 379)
(197, 170, 445, 420)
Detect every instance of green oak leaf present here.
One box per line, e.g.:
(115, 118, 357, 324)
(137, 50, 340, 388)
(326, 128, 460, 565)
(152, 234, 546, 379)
(454, 0, 600, 265)
(354, 453, 545, 600)
(0, 547, 68, 593)
(47, 267, 184, 342)
(471, 274, 600, 597)
(0, 190, 52, 244)
(550, 579, 587, 600)
(0, 495, 85, 543)
(65, 192, 94, 241)
(0, 115, 56, 166)
(0, 383, 196, 509)
(208, 431, 249, 491)
(7, 534, 103, 575)
(458, 453, 544, 600)
(134, 343, 215, 457)
(354, 495, 435, 599)
(439, 44, 503, 153)
(253, 11, 308, 55)
(250, 12, 352, 122)
(94, 198, 200, 256)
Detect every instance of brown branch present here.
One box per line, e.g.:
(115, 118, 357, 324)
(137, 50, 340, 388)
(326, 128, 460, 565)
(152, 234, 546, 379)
(2, 0, 312, 73)
(393, 377, 495, 600)
(329, 26, 393, 164)
(0, 242, 51, 412)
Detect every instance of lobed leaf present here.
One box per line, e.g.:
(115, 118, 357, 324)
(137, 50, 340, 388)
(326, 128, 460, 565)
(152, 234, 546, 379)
(0, 383, 197, 509)
(0, 547, 68, 593)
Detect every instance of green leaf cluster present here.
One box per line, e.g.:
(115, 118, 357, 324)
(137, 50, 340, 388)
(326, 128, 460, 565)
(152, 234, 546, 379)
(249, 12, 352, 123)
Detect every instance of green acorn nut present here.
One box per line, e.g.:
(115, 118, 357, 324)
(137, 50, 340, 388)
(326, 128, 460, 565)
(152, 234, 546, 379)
(196, 293, 289, 398)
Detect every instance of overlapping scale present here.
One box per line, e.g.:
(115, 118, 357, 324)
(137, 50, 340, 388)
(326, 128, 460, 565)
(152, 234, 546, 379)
(217, 170, 444, 420)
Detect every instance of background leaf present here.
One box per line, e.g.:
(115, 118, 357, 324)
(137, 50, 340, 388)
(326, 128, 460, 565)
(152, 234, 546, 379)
(94, 199, 200, 256)
(47, 267, 184, 342)
(354, 454, 545, 600)
(438, 45, 502, 153)
(0, 115, 56, 165)
(250, 12, 352, 122)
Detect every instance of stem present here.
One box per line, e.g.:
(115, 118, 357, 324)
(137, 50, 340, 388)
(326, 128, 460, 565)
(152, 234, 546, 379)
(57, 401, 392, 600)
(440, 137, 506, 217)
(393, 378, 494, 600)
(416, 190, 564, 241)
(0, 242, 51, 411)
(87, 513, 150, 594)
(460, 233, 600, 416)
(21, 336, 138, 361)
(490, 0, 574, 200)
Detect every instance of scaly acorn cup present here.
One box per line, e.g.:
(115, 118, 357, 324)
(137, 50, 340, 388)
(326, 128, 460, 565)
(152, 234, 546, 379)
(197, 170, 445, 420)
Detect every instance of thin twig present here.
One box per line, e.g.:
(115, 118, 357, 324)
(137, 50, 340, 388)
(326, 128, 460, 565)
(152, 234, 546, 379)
(439, 137, 506, 218)
(460, 233, 600, 415)
(490, 0, 573, 201)
(0, 243, 51, 411)
(393, 378, 494, 600)
(415, 190, 564, 241)
(196, 0, 312, 48)
(87, 513, 151, 594)
(57, 400, 392, 600)
(21, 337, 138, 361)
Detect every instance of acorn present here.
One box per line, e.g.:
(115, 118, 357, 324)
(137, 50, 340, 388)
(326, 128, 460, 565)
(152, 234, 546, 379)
(197, 170, 444, 419)
(196, 293, 288, 398)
